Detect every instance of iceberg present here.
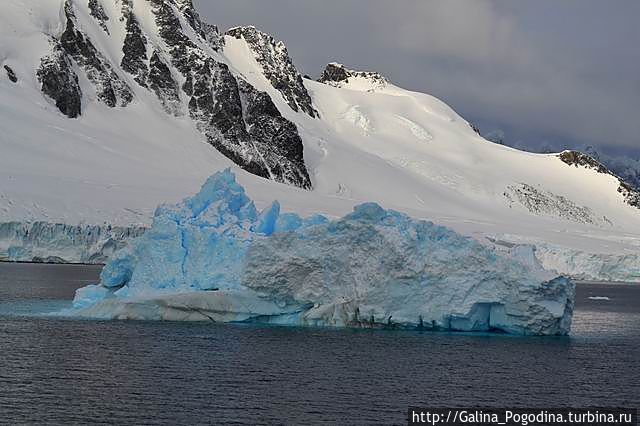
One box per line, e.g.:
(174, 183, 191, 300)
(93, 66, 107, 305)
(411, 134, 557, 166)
(70, 169, 575, 335)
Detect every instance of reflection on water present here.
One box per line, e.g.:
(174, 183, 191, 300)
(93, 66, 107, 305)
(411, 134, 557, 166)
(0, 263, 638, 425)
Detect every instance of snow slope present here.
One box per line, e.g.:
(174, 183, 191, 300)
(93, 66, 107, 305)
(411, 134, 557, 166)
(1, 0, 639, 280)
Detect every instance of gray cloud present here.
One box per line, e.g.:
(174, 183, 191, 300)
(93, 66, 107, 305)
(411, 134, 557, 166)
(195, 0, 640, 156)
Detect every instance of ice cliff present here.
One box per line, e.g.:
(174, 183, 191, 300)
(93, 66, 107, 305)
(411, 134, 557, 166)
(0, 222, 146, 264)
(534, 243, 640, 283)
(71, 170, 575, 335)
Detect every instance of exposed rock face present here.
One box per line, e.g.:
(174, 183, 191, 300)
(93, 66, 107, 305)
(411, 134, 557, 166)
(150, 0, 196, 58)
(88, 0, 110, 34)
(319, 62, 350, 84)
(150, 1, 311, 188)
(32, 0, 313, 189)
(60, 1, 133, 107)
(173, 0, 224, 50)
(175, 0, 202, 32)
(559, 150, 609, 174)
(148, 50, 181, 115)
(4, 65, 17, 83)
(120, 2, 149, 87)
(559, 150, 640, 209)
(237, 79, 311, 187)
(226, 26, 317, 118)
(37, 46, 82, 118)
(584, 147, 640, 192)
(319, 62, 388, 91)
(202, 23, 225, 51)
(619, 181, 640, 208)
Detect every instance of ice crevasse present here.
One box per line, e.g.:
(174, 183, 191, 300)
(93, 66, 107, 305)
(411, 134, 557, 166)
(70, 169, 574, 335)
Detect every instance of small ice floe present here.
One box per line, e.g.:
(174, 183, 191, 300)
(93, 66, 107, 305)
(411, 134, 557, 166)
(588, 296, 610, 301)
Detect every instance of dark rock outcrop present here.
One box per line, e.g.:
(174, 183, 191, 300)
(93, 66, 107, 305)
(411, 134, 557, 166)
(238, 79, 311, 186)
(121, 2, 149, 87)
(37, 46, 82, 118)
(319, 62, 388, 91)
(150, 0, 193, 52)
(619, 182, 640, 209)
(4, 65, 17, 83)
(148, 51, 181, 115)
(202, 22, 225, 51)
(583, 146, 640, 192)
(559, 150, 640, 209)
(558, 150, 609, 174)
(226, 26, 317, 118)
(88, 0, 109, 34)
(319, 62, 350, 84)
(173, 0, 224, 50)
(33, 0, 312, 189)
(60, 1, 132, 108)
(176, 0, 203, 34)
(150, 2, 311, 188)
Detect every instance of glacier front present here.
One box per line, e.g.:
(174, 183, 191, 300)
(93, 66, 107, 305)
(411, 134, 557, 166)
(70, 169, 574, 335)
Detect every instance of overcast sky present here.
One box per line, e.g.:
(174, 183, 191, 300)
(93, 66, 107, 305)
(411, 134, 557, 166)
(195, 0, 640, 157)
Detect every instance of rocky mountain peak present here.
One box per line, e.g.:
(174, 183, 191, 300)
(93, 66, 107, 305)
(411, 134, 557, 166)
(36, 0, 134, 119)
(171, 0, 224, 49)
(559, 150, 640, 209)
(226, 26, 317, 118)
(558, 150, 609, 174)
(319, 62, 388, 91)
(30, 0, 313, 189)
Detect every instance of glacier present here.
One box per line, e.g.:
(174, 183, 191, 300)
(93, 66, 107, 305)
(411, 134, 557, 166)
(0, 222, 146, 264)
(534, 243, 640, 283)
(69, 169, 574, 335)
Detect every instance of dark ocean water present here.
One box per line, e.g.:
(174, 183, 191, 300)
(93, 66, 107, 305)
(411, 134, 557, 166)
(0, 263, 638, 425)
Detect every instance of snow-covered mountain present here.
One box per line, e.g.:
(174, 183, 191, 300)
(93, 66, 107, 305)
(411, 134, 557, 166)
(1, 0, 639, 281)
